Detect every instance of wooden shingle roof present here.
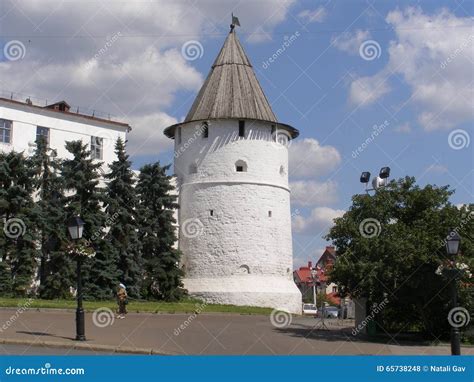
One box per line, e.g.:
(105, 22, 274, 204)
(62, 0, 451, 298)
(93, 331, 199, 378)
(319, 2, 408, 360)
(184, 29, 277, 123)
(164, 28, 299, 139)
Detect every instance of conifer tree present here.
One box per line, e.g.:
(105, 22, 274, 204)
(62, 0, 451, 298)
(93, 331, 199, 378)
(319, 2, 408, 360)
(62, 140, 119, 299)
(31, 137, 72, 299)
(0, 151, 37, 296)
(104, 138, 142, 297)
(136, 162, 185, 301)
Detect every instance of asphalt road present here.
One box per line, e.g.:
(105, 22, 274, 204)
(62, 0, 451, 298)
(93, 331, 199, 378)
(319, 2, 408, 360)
(0, 309, 468, 355)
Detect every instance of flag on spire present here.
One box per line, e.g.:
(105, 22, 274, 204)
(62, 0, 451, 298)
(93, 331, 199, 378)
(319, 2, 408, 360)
(231, 13, 240, 28)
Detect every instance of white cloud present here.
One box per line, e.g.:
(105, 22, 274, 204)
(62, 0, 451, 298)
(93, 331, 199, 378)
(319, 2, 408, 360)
(289, 138, 341, 178)
(386, 7, 474, 130)
(425, 164, 448, 174)
(298, 7, 327, 24)
(290, 180, 338, 206)
(394, 122, 412, 133)
(349, 70, 391, 106)
(292, 207, 345, 235)
(0, 0, 296, 156)
(331, 30, 370, 54)
(344, 7, 474, 129)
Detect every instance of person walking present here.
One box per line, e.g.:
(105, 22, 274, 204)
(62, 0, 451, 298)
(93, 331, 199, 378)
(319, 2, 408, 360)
(116, 283, 128, 319)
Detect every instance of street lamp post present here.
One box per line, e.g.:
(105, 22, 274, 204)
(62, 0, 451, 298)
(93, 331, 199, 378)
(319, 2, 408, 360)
(446, 230, 461, 355)
(67, 216, 86, 341)
(311, 268, 317, 309)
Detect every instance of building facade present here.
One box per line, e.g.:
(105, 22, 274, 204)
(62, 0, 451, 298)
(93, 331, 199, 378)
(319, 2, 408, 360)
(164, 26, 302, 313)
(0, 97, 129, 169)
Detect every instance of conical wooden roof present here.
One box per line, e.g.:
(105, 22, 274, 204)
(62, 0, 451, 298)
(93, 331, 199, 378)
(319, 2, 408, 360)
(185, 29, 277, 122)
(164, 28, 298, 139)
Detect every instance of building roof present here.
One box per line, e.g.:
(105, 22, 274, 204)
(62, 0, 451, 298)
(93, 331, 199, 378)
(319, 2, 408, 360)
(164, 27, 298, 139)
(293, 261, 329, 285)
(0, 97, 131, 130)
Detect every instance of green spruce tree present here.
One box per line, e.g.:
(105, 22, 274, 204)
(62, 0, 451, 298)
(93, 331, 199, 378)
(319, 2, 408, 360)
(62, 140, 119, 299)
(104, 138, 142, 297)
(31, 137, 72, 299)
(136, 162, 185, 301)
(0, 151, 37, 296)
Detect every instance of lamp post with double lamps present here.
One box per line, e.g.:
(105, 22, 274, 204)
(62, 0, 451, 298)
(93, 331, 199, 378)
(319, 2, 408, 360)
(67, 216, 86, 341)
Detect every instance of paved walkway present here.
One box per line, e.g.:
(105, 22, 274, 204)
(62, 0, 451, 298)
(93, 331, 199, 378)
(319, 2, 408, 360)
(0, 309, 470, 355)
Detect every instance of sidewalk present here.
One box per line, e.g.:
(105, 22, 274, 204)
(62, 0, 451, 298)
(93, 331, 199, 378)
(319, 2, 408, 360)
(0, 309, 470, 355)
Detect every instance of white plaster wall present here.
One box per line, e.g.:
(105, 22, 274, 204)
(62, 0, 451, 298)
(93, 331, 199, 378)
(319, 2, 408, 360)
(0, 101, 127, 171)
(174, 119, 301, 313)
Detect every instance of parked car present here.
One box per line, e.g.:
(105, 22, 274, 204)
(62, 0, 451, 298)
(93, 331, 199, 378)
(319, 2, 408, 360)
(323, 306, 339, 318)
(302, 303, 318, 316)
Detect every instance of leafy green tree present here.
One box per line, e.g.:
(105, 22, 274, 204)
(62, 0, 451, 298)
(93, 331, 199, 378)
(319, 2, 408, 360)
(0, 151, 37, 296)
(30, 137, 73, 299)
(136, 162, 185, 301)
(104, 138, 142, 297)
(326, 177, 473, 339)
(62, 140, 119, 299)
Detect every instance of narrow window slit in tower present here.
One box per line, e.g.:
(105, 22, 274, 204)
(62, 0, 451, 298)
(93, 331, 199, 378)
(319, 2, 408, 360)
(239, 120, 245, 137)
(268, 211, 272, 218)
(210, 210, 214, 216)
(202, 122, 209, 138)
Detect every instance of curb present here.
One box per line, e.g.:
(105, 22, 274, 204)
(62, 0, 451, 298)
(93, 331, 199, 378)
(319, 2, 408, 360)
(0, 338, 174, 355)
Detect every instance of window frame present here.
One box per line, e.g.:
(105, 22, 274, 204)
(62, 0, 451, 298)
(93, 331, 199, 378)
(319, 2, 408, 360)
(36, 126, 50, 146)
(91, 136, 104, 160)
(0, 119, 12, 144)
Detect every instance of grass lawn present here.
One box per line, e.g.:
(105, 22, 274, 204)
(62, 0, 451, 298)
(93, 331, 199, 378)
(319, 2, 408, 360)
(0, 297, 273, 315)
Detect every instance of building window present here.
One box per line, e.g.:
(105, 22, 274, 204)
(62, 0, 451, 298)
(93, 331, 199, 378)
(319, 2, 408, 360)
(268, 211, 272, 218)
(176, 127, 182, 144)
(202, 122, 209, 138)
(0, 119, 12, 144)
(36, 126, 50, 145)
(91, 136, 103, 160)
(332, 286, 338, 293)
(239, 120, 245, 137)
(279, 165, 285, 176)
(189, 163, 198, 174)
(271, 124, 276, 140)
(235, 160, 247, 172)
(210, 210, 214, 216)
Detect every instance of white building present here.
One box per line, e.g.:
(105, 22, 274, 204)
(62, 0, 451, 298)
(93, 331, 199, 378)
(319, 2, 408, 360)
(164, 26, 302, 313)
(0, 97, 129, 169)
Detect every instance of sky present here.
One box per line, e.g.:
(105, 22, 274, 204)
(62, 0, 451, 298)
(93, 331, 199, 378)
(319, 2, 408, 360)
(1, 0, 473, 267)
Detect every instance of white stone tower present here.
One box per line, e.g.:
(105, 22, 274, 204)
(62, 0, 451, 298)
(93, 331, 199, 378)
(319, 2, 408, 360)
(164, 24, 301, 314)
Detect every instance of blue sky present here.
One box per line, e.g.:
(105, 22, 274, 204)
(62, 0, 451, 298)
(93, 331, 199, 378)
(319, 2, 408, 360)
(1, 0, 472, 267)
